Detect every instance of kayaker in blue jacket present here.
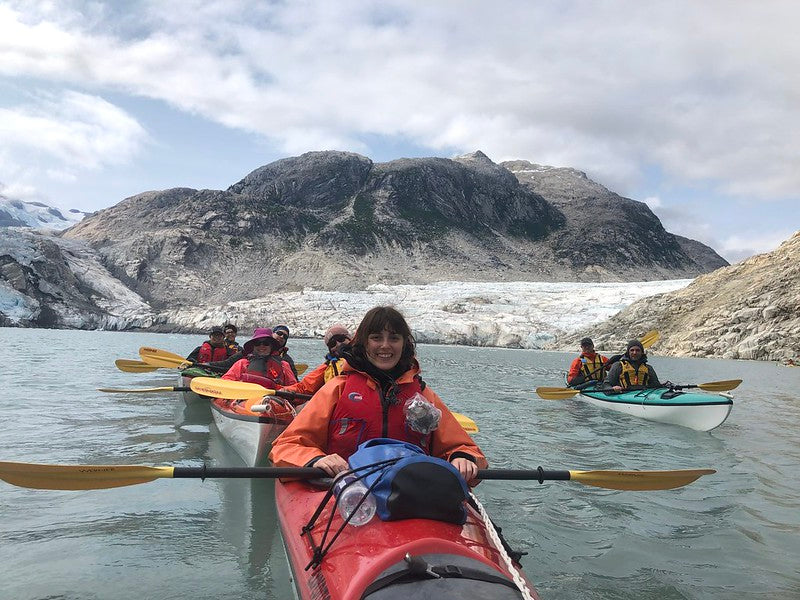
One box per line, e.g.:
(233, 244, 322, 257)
(602, 339, 661, 392)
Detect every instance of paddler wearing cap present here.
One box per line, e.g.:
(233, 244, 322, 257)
(271, 325, 300, 380)
(281, 324, 351, 399)
(567, 337, 609, 387)
(187, 326, 237, 363)
(221, 327, 298, 389)
(601, 339, 662, 392)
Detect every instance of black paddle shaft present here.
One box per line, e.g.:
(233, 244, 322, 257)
(171, 466, 572, 482)
(477, 468, 571, 482)
(172, 466, 326, 479)
(275, 390, 312, 401)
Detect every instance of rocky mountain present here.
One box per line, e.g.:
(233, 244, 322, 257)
(0, 195, 88, 229)
(0, 228, 154, 329)
(62, 150, 725, 308)
(501, 161, 728, 275)
(563, 231, 800, 361)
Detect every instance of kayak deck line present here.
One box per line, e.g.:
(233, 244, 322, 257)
(580, 388, 734, 407)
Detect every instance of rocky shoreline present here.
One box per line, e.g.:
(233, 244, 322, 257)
(565, 231, 800, 362)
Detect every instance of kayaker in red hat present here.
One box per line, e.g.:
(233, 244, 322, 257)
(281, 324, 352, 398)
(221, 327, 297, 389)
(270, 306, 487, 485)
(602, 339, 662, 392)
(567, 337, 609, 387)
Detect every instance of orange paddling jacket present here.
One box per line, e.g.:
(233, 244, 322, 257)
(269, 361, 487, 471)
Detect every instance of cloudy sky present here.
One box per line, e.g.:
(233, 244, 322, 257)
(1, 1, 798, 262)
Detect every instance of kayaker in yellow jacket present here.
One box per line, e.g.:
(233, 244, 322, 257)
(567, 337, 609, 387)
(602, 339, 661, 392)
(280, 324, 351, 397)
(270, 306, 486, 485)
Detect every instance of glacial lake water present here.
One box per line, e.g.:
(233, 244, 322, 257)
(1, 327, 798, 599)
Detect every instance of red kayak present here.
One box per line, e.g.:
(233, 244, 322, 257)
(276, 479, 539, 599)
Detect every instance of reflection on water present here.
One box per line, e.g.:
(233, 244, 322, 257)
(1, 328, 799, 599)
(206, 431, 294, 598)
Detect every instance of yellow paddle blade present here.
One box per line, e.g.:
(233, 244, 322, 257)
(189, 376, 274, 399)
(641, 330, 660, 349)
(97, 387, 179, 393)
(0, 461, 175, 490)
(569, 468, 715, 491)
(140, 346, 186, 362)
(295, 363, 308, 375)
(115, 359, 160, 373)
(697, 379, 742, 392)
(536, 387, 581, 400)
(139, 347, 192, 369)
(453, 412, 478, 433)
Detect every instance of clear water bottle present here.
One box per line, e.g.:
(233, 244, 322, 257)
(332, 475, 376, 527)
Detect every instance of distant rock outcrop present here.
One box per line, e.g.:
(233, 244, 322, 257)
(63, 151, 724, 308)
(564, 231, 800, 361)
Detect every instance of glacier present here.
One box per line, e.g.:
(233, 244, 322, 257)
(162, 279, 692, 348)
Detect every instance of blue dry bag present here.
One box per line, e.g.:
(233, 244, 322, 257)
(347, 438, 470, 524)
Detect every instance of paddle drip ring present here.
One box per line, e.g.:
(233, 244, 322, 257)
(536, 466, 544, 484)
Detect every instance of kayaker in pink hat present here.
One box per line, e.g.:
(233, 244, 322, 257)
(282, 324, 352, 399)
(270, 307, 486, 485)
(221, 327, 297, 389)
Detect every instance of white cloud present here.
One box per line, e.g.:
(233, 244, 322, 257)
(1, 1, 799, 204)
(0, 90, 147, 168)
(0, 180, 39, 202)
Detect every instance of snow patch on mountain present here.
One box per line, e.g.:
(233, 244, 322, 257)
(0, 196, 88, 230)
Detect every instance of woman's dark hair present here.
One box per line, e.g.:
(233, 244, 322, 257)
(350, 306, 416, 372)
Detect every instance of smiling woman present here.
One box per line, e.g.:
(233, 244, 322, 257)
(269, 305, 487, 482)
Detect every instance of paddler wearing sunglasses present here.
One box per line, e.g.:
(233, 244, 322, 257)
(280, 324, 352, 399)
(271, 325, 300, 380)
(220, 327, 298, 389)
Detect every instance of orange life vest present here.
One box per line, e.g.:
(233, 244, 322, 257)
(199, 342, 229, 363)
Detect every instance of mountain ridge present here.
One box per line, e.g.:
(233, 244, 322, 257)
(61, 150, 726, 308)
